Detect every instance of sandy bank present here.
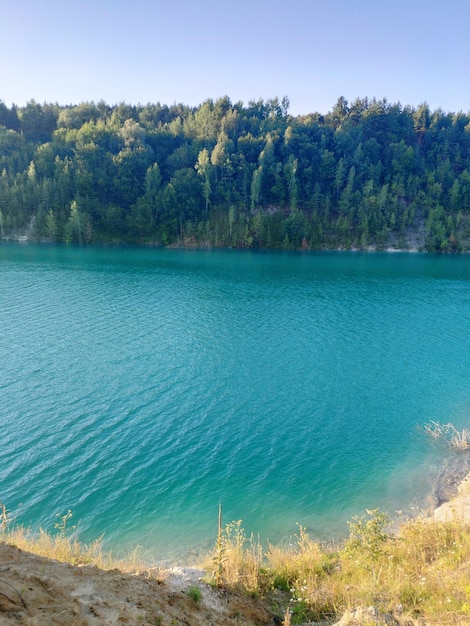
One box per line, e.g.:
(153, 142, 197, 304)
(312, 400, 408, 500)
(433, 469, 470, 523)
(0, 543, 273, 625)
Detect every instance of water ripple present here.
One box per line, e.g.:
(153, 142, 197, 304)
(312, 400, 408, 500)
(2, 246, 470, 555)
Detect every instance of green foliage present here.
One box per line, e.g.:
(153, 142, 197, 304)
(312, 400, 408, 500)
(343, 508, 390, 560)
(272, 573, 290, 592)
(1, 96, 470, 249)
(290, 599, 310, 624)
(187, 585, 202, 604)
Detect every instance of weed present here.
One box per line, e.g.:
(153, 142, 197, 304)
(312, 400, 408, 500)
(290, 599, 310, 624)
(343, 508, 390, 560)
(54, 509, 76, 538)
(187, 585, 202, 604)
(0, 501, 8, 531)
(273, 574, 290, 592)
(212, 503, 226, 587)
(282, 606, 291, 626)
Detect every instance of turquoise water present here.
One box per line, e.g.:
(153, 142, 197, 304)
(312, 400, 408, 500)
(1, 244, 470, 562)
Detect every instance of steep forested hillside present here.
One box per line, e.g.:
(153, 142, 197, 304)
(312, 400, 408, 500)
(1, 96, 469, 251)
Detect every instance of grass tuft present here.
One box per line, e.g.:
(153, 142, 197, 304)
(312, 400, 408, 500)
(187, 585, 202, 604)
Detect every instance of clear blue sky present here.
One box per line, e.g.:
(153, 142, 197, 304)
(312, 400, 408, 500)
(1, 0, 469, 116)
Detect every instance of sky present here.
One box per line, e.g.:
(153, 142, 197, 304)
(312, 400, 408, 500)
(0, 0, 469, 117)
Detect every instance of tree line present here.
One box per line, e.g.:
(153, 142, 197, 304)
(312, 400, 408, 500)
(0, 95, 470, 251)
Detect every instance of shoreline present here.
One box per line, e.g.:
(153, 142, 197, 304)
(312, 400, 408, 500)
(433, 468, 470, 522)
(2, 474, 468, 626)
(109, 456, 470, 567)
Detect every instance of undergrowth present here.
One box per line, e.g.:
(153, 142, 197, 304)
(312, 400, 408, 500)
(206, 507, 470, 625)
(2, 499, 470, 624)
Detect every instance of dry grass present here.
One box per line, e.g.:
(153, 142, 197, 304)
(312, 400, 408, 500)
(3, 525, 116, 568)
(450, 428, 470, 451)
(0, 504, 149, 574)
(206, 518, 264, 593)
(423, 421, 470, 450)
(206, 509, 470, 625)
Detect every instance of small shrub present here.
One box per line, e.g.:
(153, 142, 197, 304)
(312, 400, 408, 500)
(290, 599, 310, 624)
(187, 585, 202, 604)
(272, 574, 290, 592)
(343, 508, 390, 561)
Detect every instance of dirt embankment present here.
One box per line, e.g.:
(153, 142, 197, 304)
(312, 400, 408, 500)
(0, 542, 275, 625)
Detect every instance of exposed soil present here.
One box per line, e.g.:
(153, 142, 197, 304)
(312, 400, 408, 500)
(0, 543, 277, 625)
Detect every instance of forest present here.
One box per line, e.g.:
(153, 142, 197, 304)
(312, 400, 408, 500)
(0, 95, 469, 251)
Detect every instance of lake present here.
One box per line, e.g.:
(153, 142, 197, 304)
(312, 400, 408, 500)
(1, 244, 470, 563)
